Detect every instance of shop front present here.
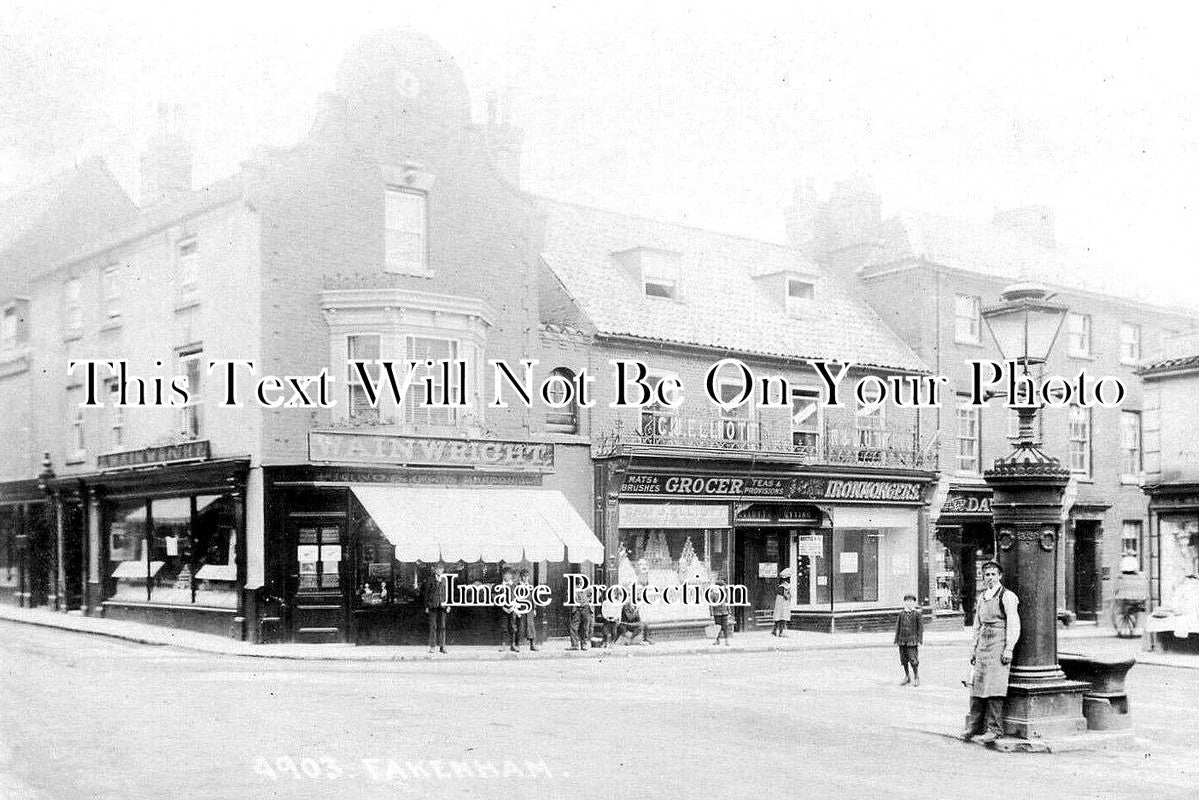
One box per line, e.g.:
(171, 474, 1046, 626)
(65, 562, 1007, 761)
(0, 480, 54, 608)
(1145, 483, 1199, 610)
(77, 448, 251, 638)
(932, 484, 994, 626)
(262, 432, 602, 645)
(596, 459, 935, 636)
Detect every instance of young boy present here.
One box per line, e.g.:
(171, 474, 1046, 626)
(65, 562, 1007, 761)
(895, 593, 924, 686)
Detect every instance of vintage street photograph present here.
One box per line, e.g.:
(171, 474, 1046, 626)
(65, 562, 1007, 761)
(1, 3, 1198, 798)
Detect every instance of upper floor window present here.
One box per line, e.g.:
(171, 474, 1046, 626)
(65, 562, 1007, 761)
(177, 239, 200, 302)
(790, 388, 821, 450)
(785, 279, 815, 315)
(102, 265, 122, 319)
(67, 385, 86, 462)
(65, 278, 83, 333)
(1067, 313, 1092, 358)
(0, 305, 19, 351)
(640, 371, 681, 437)
(346, 335, 383, 422)
(1068, 405, 1092, 476)
(178, 347, 204, 439)
(384, 188, 428, 276)
(1119, 323, 1141, 364)
(956, 399, 980, 473)
(1120, 410, 1142, 481)
(544, 367, 580, 435)
(641, 250, 680, 300)
(105, 378, 124, 449)
(405, 336, 457, 427)
(856, 394, 887, 451)
(954, 294, 981, 344)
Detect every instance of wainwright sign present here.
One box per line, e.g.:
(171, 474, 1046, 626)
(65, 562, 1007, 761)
(308, 432, 554, 472)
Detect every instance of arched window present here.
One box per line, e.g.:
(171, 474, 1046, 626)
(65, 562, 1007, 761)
(544, 367, 579, 435)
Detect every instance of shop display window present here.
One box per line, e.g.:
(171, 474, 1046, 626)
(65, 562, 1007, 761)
(106, 494, 238, 608)
(616, 528, 731, 622)
(1160, 516, 1199, 600)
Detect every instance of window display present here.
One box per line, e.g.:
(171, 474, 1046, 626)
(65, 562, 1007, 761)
(105, 494, 238, 608)
(616, 528, 731, 623)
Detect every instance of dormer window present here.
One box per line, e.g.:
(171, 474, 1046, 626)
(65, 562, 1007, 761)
(615, 247, 682, 300)
(385, 187, 428, 276)
(786, 279, 815, 314)
(644, 279, 676, 299)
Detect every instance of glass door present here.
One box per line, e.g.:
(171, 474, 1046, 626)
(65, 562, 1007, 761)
(289, 519, 347, 643)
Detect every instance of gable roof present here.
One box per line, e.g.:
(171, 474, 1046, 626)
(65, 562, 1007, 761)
(863, 209, 1196, 313)
(536, 197, 928, 373)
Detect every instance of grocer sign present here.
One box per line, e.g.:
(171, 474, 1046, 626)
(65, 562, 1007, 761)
(620, 473, 924, 504)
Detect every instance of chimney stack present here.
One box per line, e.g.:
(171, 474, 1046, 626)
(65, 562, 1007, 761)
(139, 102, 193, 206)
(484, 90, 523, 187)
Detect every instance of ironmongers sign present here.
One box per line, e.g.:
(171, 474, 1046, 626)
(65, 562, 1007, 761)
(309, 432, 554, 472)
(97, 440, 211, 470)
(620, 473, 923, 503)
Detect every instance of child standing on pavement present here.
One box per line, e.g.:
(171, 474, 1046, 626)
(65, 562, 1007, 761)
(895, 593, 924, 686)
(711, 580, 732, 646)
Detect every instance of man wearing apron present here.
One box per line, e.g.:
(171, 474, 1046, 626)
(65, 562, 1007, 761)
(962, 561, 1021, 743)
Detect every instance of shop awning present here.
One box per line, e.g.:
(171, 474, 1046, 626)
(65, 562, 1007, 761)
(350, 486, 604, 564)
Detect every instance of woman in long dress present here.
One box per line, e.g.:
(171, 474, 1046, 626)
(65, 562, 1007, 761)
(772, 570, 792, 637)
(962, 561, 1021, 743)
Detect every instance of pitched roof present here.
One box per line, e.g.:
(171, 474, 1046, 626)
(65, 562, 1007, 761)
(536, 197, 928, 372)
(865, 209, 1197, 313)
(0, 159, 137, 299)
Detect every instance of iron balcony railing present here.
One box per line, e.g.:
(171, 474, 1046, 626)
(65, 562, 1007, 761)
(592, 411, 933, 469)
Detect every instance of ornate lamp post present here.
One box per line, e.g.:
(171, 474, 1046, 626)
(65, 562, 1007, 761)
(981, 283, 1089, 741)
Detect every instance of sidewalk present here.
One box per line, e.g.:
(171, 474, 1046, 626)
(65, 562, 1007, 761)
(1, 603, 1192, 668)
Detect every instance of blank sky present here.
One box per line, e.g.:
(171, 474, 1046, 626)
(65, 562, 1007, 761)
(2, 1, 1196, 296)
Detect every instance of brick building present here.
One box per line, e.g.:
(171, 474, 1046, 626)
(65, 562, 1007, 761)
(0, 160, 136, 608)
(790, 177, 1199, 626)
(536, 199, 940, 634)
(0, 29, 601, 644)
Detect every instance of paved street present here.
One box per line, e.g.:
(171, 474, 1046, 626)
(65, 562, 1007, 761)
(1, 622, 1197, 800)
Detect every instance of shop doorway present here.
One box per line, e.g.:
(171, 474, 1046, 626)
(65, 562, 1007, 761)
(61, 501, 85, 610)
(287, 516, 348, 643)
(957, 523, 995, 626)
(1073, 521, 1101, 621)
(735, 528, 790, 628)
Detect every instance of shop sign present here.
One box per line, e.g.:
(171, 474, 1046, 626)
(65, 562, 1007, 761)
(796, 537, 824, 558)
(309, 432, 554, 472)
(300, 468, 541, 487)
(97, 440, 211, 470)
(942, 491, 992, 516)
(758, 563, 779, 578)
(619, 503, 729, 529)
(620, 473, 922, 504)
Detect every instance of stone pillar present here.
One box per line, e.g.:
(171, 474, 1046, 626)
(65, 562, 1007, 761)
(86, 489, 103, 615)
(986, 464, 1088, 740)
(53, 494, 65, 614)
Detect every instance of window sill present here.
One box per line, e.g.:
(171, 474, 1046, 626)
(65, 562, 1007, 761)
(174, 299, 201, 313)
(62, 330, 83, 343)
(383, 265, 434, 279)
(65, 452, 87, 466)
(99, 318, 123, 333)
(1120, 476, 1143, 486)
(954, 338, 985, 348)
(1068, 353, 1096, 361)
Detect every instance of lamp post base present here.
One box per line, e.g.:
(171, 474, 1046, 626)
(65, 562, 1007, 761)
(1003, 678, 1090, 740)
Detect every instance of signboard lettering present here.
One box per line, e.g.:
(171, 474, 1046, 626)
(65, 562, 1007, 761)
(309, 432, 554, 472)
(619, 473, 923, 504)
(97, 440, 211, 470)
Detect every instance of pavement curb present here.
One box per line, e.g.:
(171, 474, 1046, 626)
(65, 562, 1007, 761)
(4, 607, 1171, 666)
